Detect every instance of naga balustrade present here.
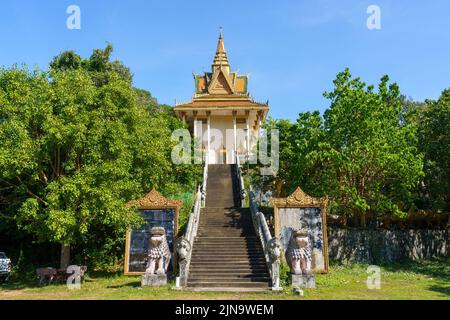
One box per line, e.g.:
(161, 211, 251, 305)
(249, 186, 282, 290)
(175, 159, 207, 287)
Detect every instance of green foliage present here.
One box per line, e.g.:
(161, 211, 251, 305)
(50, 43, 133, 85)
(0, 46, 201, 269)
(415, 90, 449, 212)
(262, 69, 425, 226)
(49, 50, 82, 71)
(279, 261, 290, 288)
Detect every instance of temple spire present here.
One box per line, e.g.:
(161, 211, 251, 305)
(212, 31, 230, 73)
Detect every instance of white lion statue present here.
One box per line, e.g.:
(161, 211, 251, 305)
(145, 227, 171, 275)
(285, 229, 312, 275)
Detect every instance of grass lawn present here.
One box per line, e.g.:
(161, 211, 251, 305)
(1, 259, 448, 300)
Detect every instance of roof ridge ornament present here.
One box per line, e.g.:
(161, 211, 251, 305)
(212, 30, 230, 73)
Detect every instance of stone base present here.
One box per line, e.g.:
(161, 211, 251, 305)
(141, 273, 167, 287)
(291, 274, 316, 289)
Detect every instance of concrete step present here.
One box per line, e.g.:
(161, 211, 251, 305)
(185, 287, 270, 292)
(194, 242, 260, 246)
(196, 235, 257, 238)
(194, 243, 261, 247)
(193, 241, 260, 245)
(191, 253, 265, 258)
(190, 258, 266, 263)
(190, 268, 269, 274)
(195, 238, 260, 242)
(192, 249, 263, 253)
(190, 263, 267, 268)
(189, 272, 269, 278)
(197, 232, 254, 234)
(188, 277, 270, 283)
(186, 282, 270, 288)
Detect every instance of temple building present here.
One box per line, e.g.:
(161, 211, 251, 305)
(174, 33, 269, 164)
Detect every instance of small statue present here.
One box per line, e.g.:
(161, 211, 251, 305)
(286, 229, 312, 275)
(267, 238, 282, 263)
(267, 238, 283, 290)
(145, 227, 171, 275)
(175, 237, 192, 287)
(175, 238, 191, 262)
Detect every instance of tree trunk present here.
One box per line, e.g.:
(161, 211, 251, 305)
(60, 244, 71, 269)
(360, 213, 366, 228)
(352, 213, 360, 227)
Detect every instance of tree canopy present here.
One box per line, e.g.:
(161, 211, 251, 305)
(259, 69, 430, 227)
(0, 45, 200, 268)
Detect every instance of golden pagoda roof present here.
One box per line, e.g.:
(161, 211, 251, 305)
(174, 32, 269, 112)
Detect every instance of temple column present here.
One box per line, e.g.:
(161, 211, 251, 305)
(246, 110, 250, 158)
(257, 111, 262, 141)
(233, 110, 237, 162)
(207, 111, 211, 163)
(193, 111, 198, 139)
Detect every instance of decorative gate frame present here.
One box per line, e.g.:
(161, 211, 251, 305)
(270, 187, 329, 273)
(124, 189, 182, 275)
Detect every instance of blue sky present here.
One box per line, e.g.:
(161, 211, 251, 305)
(0, 0, 449, 120)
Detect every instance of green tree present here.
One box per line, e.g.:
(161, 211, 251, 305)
(264, 69, 424, 227)
(50, 44, 133, 85)
(0, 47, 200, 269)
(416, 89, 450, 212)
(320, 70, 424, 226)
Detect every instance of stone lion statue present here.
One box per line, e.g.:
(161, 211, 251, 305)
(145, 227, 171, 275)
(285, 229, 312, 275)
(175, 238, 191, 261)
(267, 238, 282, 262)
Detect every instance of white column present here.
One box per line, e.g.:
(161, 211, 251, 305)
(246, 111, 250, 157)
(207, 111, 211, 163)
(193, 111, 198, 139)
(257, 111, 262, 141)
(233, 111, 237, 162)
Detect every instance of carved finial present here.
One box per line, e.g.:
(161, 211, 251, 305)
(212, 28, 230, 71)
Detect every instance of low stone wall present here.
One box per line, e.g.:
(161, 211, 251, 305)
(327, 228, 449, 264)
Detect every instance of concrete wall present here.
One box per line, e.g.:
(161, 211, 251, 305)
(327, 228, 449, 263)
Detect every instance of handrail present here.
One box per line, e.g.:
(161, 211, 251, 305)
(249, 185, 282, 291)
(176, 158, 208, 287)
(201, 155, 208, 207)
(235, 152, 246, 207)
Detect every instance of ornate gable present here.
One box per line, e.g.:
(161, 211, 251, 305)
(208, 69, 234, 94)
(126, 189, 183, 209)
(270, 187, 328, 208)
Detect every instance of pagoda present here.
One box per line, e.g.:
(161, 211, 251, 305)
(174, 32, 269, 164)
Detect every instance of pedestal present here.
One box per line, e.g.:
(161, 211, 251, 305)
(291, 274, 316, 289)
(141, 273, 167, 287)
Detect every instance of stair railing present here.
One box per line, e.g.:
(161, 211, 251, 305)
(201, 155, 208, 207)
(249, 186, 282, 291)
(176, 159, 207, 287)
(235, 152, 246, 208)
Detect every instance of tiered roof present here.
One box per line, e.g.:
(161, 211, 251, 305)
(174, 32, 268, 111)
